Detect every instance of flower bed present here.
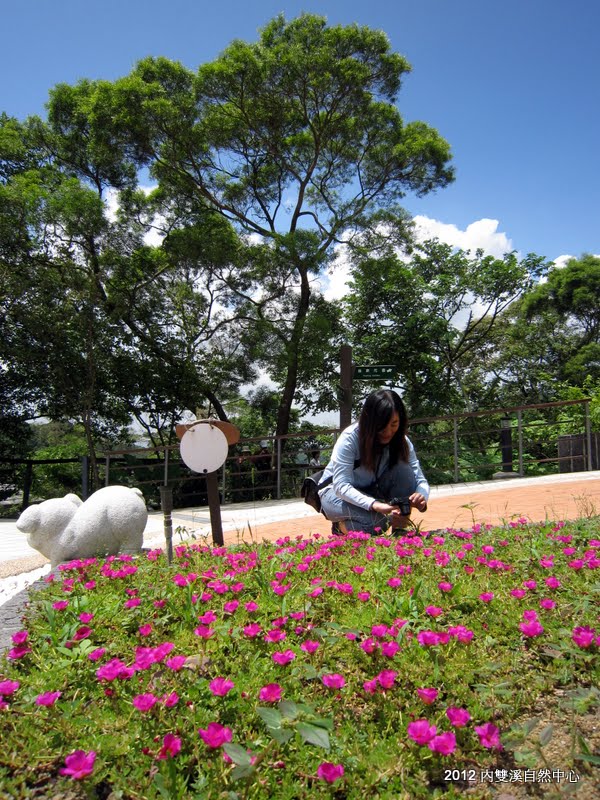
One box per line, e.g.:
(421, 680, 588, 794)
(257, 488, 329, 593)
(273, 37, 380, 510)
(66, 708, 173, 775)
(1, 518, 599, 799)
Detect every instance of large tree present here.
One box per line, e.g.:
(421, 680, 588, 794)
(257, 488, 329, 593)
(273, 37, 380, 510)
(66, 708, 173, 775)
(0, 107, 255, 470)
(104, 13, 453, 435)
(344, 240, 549, 416)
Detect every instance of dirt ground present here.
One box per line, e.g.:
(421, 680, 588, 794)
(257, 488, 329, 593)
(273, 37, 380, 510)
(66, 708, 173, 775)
(221, 477, 600, 545)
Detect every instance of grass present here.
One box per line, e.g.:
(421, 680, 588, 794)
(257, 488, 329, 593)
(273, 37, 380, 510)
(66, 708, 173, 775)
(0, 517, 599, 799)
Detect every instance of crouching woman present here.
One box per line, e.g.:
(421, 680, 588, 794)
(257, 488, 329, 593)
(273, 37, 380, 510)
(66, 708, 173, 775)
(319, 389, 429, 535)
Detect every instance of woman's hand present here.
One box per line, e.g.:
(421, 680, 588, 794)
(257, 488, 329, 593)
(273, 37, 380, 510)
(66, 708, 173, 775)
(409, 492, 427, 512)
(371, 500, 399, 516)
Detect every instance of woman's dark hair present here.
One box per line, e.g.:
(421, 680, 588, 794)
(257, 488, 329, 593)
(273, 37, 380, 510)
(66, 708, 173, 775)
(358, 390, 409, 471)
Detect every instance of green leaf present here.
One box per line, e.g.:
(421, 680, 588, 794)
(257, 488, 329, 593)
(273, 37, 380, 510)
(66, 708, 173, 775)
(231, 764, 255, 781)
(311, 717, 334, 730)
(576, 753, 600, 765)
(297, 722, 330, 750)
(257, 707, 282, 729)
(223, 743, 251, 766)
(279, 700, 299, 719)
(270, 728, 294, 745)
(522, 717, 541, 735)
(538, 724, 553, 747)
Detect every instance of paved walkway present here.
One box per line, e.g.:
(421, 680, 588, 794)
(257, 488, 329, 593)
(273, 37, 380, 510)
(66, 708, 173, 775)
(2, 471, 600, 577)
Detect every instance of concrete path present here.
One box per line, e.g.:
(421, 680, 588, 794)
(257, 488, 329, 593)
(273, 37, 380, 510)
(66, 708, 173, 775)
(2, 471, 600, 578)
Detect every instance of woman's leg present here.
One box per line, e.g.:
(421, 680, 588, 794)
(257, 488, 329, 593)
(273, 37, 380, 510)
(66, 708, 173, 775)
(377, 462, 418, 529)
(377, 461, 417, 501)
(319, 486, 388, 535)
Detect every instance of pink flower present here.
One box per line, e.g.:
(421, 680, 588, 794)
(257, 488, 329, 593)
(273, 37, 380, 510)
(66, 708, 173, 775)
(300, 640, 320, 654)
(8, 645, 31, 660)
(88, 647, 106, 662)
(11, 630, 28, 645)
(132, 693, 159, 712)
(417, 688, 438, 704)
(96, 658, 134, 681)
(162, 691, 179, 707)
(194, 625, 215, 639)
(363, 678, 378, 694)
(198, 610, 217, 624)
(425, 605, 443, 617)
(540, 598, 556, 610)
(377, 670, 397, 690)
(166, 655, 187, 671)
(198, 722, 232, 748)
(545, 576, 561, 589)
(272, 650, 296, 665)
(446, 706, 471, 727)
(511, 589, 526, 598)
(371, 624, 388, 638)
(428, 731, 456, 754)
(438, 581, 453, 592)
(317, 762, 344, 784)
(59, 750, 96, 780)
(124, 598, 141, 608)
(72, 626, 92, 641)
(417, 630, 442, 647)
(52, 601, 69, 611)
(138, 624, 153, 636)
(245, 601, 259, 612)
(264, 629, 287, 643)
(79, 613, 94, 623)
(321, 674, 345, 689)
(572, 626, 597, 649)
(209, 677, 234, 697)
(381, 641, 400, 658)
(523, 580, 537, 590)
(223, 600, 239, 614)
(407, 719, 437, 745)
(35, 691, 62, 706)
(520, 620, 544, 637)
(0, 680, 20, 696)
(479, 592, 494, 603)
(157, 733, 181, 760)
(259, 683, 282, 702)
(475, 722, 503, 750)
(243, 623, 262, 638)
(357, 591, 371, 601)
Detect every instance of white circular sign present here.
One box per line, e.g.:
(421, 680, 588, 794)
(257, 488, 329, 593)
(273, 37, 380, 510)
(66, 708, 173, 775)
(180, 424, 229, 474)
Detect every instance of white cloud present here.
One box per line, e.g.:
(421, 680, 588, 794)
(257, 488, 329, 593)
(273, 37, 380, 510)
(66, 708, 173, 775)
(322, 242, 353, 301)
(103, 185, 165, 247)
(319, 216, 515, 301)
(413, 216, 513, 258)
(552, 254, 574, 269)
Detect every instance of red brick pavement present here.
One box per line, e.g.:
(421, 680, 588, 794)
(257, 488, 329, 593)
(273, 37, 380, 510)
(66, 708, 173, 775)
(220, 477, 600, 546)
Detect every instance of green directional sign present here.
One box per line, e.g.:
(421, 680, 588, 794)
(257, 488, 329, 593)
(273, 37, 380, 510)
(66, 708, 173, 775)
(353, 365, 399, 381)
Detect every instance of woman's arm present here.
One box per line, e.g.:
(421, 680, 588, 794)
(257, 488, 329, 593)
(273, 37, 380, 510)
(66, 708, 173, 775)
(330, 429, 377, 511)
(407, 437, 429, 511)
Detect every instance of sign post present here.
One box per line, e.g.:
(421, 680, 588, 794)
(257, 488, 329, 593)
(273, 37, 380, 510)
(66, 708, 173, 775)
(340, 345, 353, 430)
(176, 419, 241, 548)
(353, 365, 399, 383)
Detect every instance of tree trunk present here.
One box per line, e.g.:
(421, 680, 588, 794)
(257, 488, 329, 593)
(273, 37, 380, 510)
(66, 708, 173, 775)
(275, 265, 311, 438)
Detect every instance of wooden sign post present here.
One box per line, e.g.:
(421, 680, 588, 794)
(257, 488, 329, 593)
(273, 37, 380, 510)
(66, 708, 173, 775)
(176, 419, 241, 548)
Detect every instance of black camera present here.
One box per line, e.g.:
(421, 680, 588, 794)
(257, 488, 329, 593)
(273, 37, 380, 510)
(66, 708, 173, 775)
(388, 496, 411, 516)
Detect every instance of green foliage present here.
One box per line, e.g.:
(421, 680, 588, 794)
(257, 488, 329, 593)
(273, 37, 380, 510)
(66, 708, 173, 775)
(344, 240, 549, 416)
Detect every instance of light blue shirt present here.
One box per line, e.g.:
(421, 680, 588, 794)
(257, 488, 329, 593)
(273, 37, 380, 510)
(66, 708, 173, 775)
(318, 423, 430, 511)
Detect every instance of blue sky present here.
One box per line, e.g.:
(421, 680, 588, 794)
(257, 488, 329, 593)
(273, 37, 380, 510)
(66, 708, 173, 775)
(2, 0, 598, 263)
